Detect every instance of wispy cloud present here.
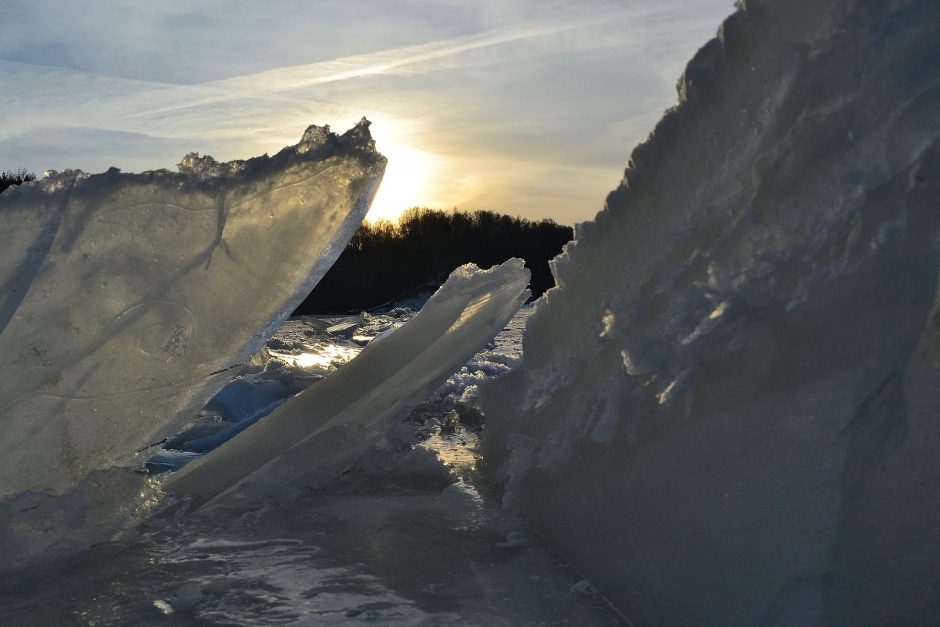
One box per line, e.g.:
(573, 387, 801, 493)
(0, 0, 735, 222)
(1, 17, 611, 134)
(122, 18, 607, 123)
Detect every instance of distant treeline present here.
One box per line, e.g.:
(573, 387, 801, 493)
(0, 169, 36, 194)
(295, 208, 573, 314)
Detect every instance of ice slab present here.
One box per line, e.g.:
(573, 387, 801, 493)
(166, 259, 530, 509)
(0, 120, 385, 500)
(481, 1, 940, 625)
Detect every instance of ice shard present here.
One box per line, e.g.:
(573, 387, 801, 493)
(481, 1, 940, 625)
(0, 120, 385, 500)
(166, 259, 530, 510)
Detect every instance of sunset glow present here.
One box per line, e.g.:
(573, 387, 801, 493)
(366, 142, 436, 222)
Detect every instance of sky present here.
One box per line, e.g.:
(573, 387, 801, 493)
(0, 0, 734, 223)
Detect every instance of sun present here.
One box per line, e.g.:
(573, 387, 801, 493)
(366, 142, 434, 222)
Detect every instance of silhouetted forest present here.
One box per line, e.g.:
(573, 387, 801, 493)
(0, 169, 35, 194)
(295, 208, 573, 314)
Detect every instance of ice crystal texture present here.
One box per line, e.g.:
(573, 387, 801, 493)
(0, 120, 385, 499)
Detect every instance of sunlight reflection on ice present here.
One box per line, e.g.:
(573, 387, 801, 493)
(273, 343, 361, 371)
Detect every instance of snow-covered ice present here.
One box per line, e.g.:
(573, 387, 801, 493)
(0, 120, 385, 500)
(481, 1, 940, 625)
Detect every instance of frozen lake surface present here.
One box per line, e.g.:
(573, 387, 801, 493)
(0, 305, 621, 625)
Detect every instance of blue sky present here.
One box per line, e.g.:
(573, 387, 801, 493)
(0, 0, 734, 222)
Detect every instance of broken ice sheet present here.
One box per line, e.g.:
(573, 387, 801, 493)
(165, 259, 530, 509)
(0, 120, 385, 500)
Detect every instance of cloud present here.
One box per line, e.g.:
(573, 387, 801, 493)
(0, 0, 736, 223)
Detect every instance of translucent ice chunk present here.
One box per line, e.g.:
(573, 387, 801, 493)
(166, 259, 530, 509)
(0, 119, 385, 499)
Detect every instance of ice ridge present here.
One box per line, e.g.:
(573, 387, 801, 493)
(480, 1, 940, 625)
